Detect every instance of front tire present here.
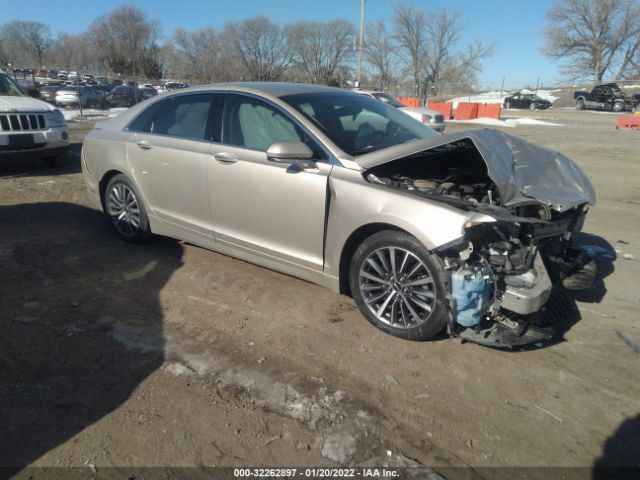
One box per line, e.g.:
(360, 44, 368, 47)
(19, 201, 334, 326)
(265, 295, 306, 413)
(530, 102, 537, 111)
(104, 174, 152, 243)
(349, 231, 448, 341)
(504, 101, 511, 109)
(576, 99, 585, 110)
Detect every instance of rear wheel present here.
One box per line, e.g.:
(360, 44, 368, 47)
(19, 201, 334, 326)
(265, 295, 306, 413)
(349, 231, 448, 341)
(612, 101, 624, 112)
(504, 101, 511, 109)
(576, 99, 585, 110)
(104, 174, 152, 243)
(529, 102, 537, 110)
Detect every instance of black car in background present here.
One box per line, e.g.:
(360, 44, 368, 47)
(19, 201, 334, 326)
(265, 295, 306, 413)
(104, 85, 157, 108)
(503, 92, 552, 110)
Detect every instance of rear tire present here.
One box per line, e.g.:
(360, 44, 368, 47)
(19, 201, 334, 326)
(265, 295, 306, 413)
(104, 174, 152, 243)
(349, 230, 448, 341)
(504, 101, 511, 109)
(529, 102, 537, 111)
(576, 99, 585, 110)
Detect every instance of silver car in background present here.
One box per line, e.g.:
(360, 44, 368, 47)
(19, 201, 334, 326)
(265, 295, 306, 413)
(56, 85, 107, 109)
(355, 89, 446, 132)
(81, 83, 596, 347)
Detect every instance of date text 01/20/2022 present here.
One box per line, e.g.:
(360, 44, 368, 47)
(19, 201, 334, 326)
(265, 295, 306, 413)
(233, 468, 400, 477)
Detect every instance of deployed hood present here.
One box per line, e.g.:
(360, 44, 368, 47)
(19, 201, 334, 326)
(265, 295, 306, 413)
(0, 95, 55, 112)
(357, 129, 596, 212)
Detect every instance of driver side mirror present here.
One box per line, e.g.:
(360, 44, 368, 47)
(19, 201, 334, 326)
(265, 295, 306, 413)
(266, 141, 316, 169)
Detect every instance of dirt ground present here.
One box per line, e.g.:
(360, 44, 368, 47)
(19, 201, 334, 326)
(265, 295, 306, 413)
(1, 109, 639, 480)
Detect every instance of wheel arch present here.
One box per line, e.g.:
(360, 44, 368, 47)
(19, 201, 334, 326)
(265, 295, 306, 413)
(99, 169, 125, 210)
(338, 222, 409, 296)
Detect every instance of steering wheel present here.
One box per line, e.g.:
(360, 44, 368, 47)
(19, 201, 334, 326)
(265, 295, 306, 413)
(386, 121, 402, 138)
(355, 122, 385, 151)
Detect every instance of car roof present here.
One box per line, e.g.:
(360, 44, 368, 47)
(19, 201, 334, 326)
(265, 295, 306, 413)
(180, 82, 346, 99)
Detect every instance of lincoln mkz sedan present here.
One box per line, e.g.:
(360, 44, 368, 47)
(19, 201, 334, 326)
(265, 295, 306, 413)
(82, 83, 596, 347)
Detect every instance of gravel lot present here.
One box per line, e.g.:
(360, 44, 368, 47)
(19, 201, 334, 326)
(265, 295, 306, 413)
(1, 109, 639, 479)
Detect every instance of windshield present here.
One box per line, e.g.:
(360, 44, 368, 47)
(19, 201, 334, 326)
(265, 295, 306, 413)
(372, 92, 405, 108)
(281, 91, 439, 156)
(0, 73, 25, 97)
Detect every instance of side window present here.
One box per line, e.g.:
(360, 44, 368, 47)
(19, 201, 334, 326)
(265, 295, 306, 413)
(223, 94, 303, 151)
(153, 94, 213, 140)
(128, 99, 167, 133)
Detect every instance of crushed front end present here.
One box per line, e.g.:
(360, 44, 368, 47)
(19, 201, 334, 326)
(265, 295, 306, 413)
(361, 129, 597, 347)
(437, 206, 596, 347)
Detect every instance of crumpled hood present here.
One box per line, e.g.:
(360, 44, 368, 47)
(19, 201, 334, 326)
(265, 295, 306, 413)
(0, 95, 55, 112)
(357, 129, 596, 212)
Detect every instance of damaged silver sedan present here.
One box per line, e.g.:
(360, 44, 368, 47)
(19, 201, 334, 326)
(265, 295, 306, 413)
(81, 83, 596, 347)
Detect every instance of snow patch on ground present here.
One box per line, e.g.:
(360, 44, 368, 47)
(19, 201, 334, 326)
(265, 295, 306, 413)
(62, 107, 128, 121)
(449, 117, 564, 127)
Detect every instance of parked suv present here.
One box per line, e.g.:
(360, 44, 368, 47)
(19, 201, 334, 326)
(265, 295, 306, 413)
(0, 72, 69, 166)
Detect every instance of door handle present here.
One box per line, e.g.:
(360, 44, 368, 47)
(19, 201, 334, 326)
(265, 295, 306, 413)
(136, 141, 152, 150)
(213, 152, 238, 164)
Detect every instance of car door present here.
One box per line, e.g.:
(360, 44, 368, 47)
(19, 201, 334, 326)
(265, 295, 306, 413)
(126, 93, 217, 241)
(206, 93, 331, 272)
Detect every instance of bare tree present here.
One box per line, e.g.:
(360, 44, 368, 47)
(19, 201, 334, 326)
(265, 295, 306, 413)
(0, 23, 23, 67)
(364, 20, 397, 90)
(543, 0, 640, 81)
(89, 5, 162, 78)
(616, 37, 640, 78)
(392, 0, 427, 97)
(0, 21, 52, 67)
(167, 28, 224, 81)
(392, 2, 494, 98)
(424, 10, 494, 95)
(20, 21, 53, 67)
(223, 16, 291, 81)
(288, 19, 355, 85)
(48, 33, 91, 72)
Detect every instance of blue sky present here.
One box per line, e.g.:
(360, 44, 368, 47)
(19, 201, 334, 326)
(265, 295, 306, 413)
(1, 0, 563, 88)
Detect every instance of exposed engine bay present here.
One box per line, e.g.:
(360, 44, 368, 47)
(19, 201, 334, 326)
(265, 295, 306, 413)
(365, 137, 596, 347)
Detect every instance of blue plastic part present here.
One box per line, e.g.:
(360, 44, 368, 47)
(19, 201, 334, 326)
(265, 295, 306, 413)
(451, 265, 491, 327)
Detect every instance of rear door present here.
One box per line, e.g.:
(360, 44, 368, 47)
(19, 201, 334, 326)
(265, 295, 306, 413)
(126, 93, 218, 241)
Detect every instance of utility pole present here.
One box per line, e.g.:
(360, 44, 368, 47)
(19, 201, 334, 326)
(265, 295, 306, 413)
(356, 0, 366, 88)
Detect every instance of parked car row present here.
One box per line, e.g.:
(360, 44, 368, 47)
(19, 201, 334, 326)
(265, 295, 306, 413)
(34, 81, 159, 109)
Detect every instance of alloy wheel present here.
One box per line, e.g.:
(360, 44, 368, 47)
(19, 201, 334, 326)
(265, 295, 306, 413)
(358, 247, 437, 329)
(107, 183, 141, 236)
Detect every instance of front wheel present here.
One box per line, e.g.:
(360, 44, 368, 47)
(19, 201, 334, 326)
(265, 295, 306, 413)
(104, 174, 152, 243)
(576, 99, 585, 110)
(530, 102, 537, 111)
(504, 101, 511, 109)
(349, 231, 448, 341)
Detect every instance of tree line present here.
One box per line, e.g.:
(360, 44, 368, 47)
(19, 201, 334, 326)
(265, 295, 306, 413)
(3, 1, 637, 96)
(0, 1, 497, 98)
